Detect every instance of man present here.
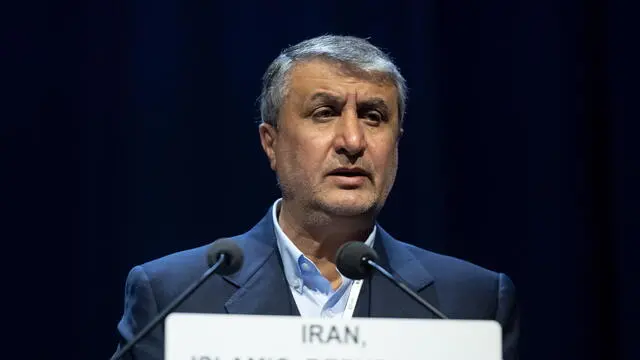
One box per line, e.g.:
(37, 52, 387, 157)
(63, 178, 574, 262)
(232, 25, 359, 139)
(114, 35, 519, 360)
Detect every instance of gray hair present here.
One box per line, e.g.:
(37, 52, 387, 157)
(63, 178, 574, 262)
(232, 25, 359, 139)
(259, 35, 408, 128)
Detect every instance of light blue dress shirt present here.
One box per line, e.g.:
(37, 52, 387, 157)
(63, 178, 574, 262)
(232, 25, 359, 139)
(272, 198, 376, 318)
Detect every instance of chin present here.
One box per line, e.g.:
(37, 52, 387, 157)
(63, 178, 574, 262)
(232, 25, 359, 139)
(314, 192, 378, 217)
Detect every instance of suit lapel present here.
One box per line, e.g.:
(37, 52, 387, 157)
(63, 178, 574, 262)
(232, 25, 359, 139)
(221, 209, 299, 316)
(224, 250, 299, 315)
(219, 209, 438, 319)
(352, 273, 371, 317)
(355, 225, 439, 319)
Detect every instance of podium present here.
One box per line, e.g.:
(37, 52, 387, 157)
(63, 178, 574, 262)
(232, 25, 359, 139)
(165, 313, 502, 360)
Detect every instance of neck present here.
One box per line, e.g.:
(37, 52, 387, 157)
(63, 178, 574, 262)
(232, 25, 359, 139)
(278, 199, 374, 289)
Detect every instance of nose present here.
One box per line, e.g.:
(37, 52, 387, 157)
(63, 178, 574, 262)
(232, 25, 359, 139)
(333, 108, 366, 159)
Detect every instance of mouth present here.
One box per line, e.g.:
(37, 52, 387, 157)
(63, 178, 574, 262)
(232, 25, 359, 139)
(326, 168, 371, 188)
(327, 167, 370, 178)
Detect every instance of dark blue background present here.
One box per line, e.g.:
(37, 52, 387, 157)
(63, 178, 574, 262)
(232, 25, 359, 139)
(15, 0, 635, 359)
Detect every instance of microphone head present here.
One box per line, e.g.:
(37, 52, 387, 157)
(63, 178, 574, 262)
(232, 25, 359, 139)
(335, 241, 379, 280)
(206, 238, 244, 275)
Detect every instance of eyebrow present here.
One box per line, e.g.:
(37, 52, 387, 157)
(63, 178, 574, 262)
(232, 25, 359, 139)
(307, 92, 344, 107)
(358, 97, 390, 115)
(307, 92, 391, 114)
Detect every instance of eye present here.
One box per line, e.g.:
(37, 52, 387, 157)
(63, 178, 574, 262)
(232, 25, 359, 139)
(362, 110, 384, 124)
(311, 106, 338, 119)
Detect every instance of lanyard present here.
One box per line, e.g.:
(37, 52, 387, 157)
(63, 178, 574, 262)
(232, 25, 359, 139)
(341, 279, 364, 319)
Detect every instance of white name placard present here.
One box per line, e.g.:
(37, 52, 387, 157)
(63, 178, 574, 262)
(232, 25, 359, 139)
(165, 313, 502, 360)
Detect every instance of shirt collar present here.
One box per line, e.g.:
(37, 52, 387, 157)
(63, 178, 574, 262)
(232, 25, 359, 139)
(272, 198, 376, 294)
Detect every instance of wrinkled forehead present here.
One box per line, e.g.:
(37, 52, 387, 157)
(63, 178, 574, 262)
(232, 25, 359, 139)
(285, 58, 399, 102)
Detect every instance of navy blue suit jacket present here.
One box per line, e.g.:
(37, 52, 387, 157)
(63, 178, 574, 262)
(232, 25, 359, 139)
(114, 207, 519, 360)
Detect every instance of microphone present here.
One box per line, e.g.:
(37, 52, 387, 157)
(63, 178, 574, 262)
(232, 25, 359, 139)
(335, 241, 448, 319)
(111, 238, 244, 360)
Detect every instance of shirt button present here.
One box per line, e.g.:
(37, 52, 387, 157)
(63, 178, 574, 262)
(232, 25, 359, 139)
(301, 262, 311, 271)
(292, 279, 302, 288)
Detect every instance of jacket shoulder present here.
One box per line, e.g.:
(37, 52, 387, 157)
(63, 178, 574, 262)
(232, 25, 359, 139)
(393, 240, 514, 319)
(132, 244, 212, 295)
(398, 240, 504, 289)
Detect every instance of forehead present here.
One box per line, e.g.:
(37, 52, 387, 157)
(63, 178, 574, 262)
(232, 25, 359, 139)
(285, 59, 399, 105)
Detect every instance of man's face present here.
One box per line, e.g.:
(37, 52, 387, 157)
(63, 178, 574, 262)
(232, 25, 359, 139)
(259, 59, 401, 217)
